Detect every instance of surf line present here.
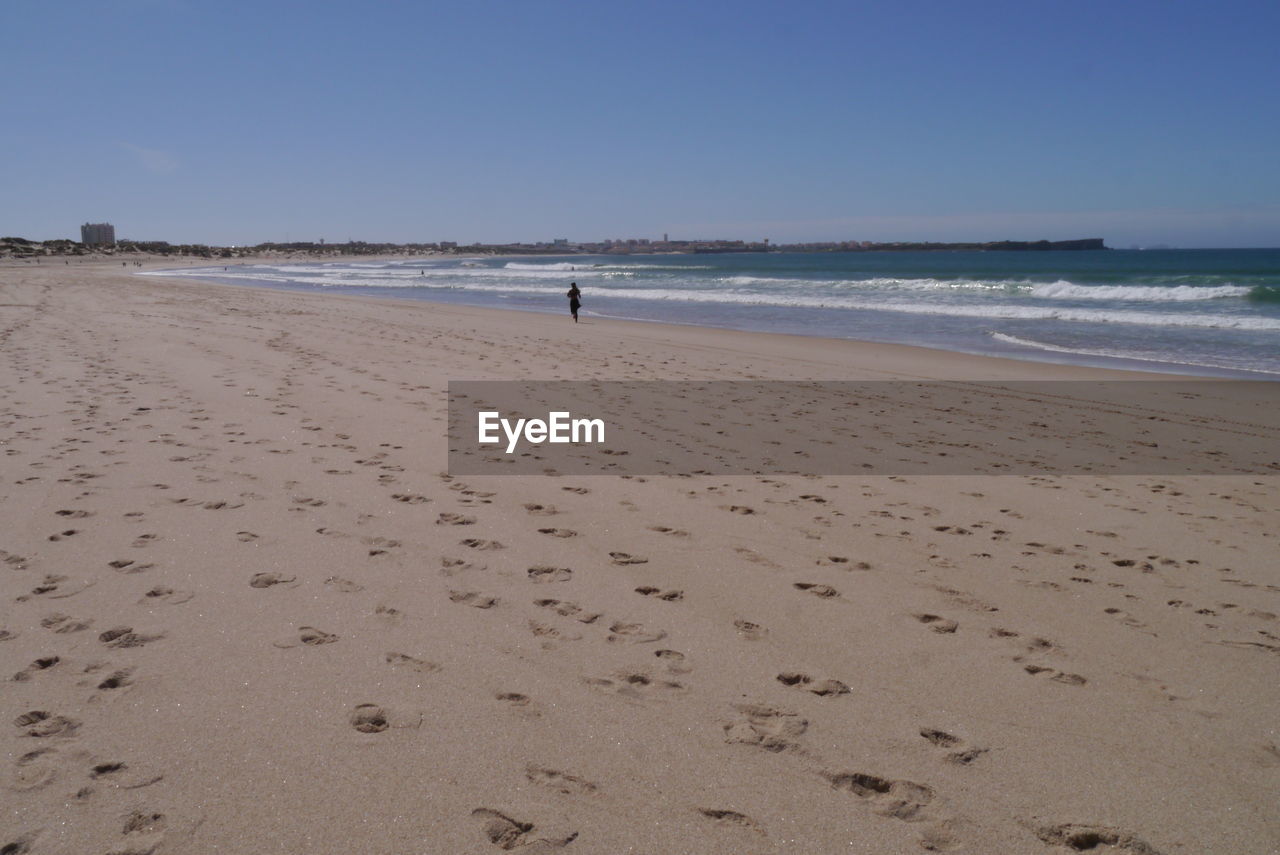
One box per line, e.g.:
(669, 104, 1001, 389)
(478, 411, 606, 454)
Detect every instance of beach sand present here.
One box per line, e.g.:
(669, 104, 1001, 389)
(2, 261, 1277, 854)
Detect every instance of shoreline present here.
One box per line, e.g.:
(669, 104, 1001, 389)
(142, 262, 1184, 382)
(139, 256, 1263, 381)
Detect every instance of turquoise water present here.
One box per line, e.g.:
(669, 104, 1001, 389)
(151, 249, 1280, 377)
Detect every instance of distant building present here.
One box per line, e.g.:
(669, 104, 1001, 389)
(81, 222, 116, 246)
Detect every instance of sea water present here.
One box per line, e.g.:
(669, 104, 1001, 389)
(150, 249, 1280, 378)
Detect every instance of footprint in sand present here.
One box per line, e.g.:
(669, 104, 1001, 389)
(1024, 665, 1087, 686)
(607, 621, 667, 644)
(461, 538, 504, 551)
(1034, 823, 1163, 854)
(249, 572, 298, 589)
(586, 670, 685, 700)
(527, 620, 584, 644)
(88, 760, 164, 789)
(696, 808, 764, 835)
(538, 528, 577, 538)
(609, 551, 647, 565)
(528, 566, 573, 583)
(1104, 607, 1152, 632)
(720, 505, 756, 515)
(471, 807, 577, 851)
(647, 525, 690, 537)
(10, 747, 60, 792)
(349, 704, 389, 733)
(819, 556, 873, 570)
(12, 657, 60, 682)
(824, 771, 935, 822)
(96, 669, 135, 691)
(654, 649, 692, 674)
(723, 704, 807, 753)
(450, 590, 498, 609)
(108, 559, 155, 574)
(141, 586, 194, 604)
(273, 626, 339, 648)
(324, 576, 364, 593)
(525, 766, 599, 796)
(914, 614, 959, 634)
(17, 575, 95, 602)
(776, 672, 850, 697)
(14, 711, 80, 739)
(99, 627, 163, 649)
(524, 503, 559, 515)
(392, 493, 430, 504)
(373, 605, 405, 625)
(121, 808, 167, 836)
(794, 582, 839, 599)
(385, 652, 441, 674)
(534, 599, 601, 623)
(635, 586, 683, 601)
(363, 536, 400, 557)
(437, 512, 476, 525)
(440, 557, 484, 577)
(920, 728, 988, 765)
(41, 613, 92, 633)
(734, 619, 768, 640)
(496, 692, 531, 707)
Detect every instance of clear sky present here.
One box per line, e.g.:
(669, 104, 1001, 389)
(4, 0, 1278, 248)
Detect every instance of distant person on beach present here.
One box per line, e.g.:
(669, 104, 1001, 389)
(567, 283, 581, 323)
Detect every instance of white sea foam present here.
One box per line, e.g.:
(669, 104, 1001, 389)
(146, 265, 1280, 331)
(1028, 282, 1252, 301)
(989, 332, 1280, 376)
(992, 332, 1141, 357)
(503, 262, 583, 271)
(545, 286, 1280, 330)
(503, 261, 712, 271)
(828, 277, 1029, 292)
(601, 263, 713, 270)
(152, 265, 1259, 303)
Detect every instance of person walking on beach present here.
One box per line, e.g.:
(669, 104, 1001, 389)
(567, 282, 581, 323)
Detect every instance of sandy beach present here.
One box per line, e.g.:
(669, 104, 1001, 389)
(2, 260, 1277, 854)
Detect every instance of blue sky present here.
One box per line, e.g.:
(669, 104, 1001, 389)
(4, 0, 1278, 247)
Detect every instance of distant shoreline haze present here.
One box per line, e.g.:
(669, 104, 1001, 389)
(1, 236, 1108, 259)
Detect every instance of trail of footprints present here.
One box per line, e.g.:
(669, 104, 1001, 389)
(7, 295, 1259, 853)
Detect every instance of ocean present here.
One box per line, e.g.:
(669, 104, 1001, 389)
(151, 249, 1280, 378)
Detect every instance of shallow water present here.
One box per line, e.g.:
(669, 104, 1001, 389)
(149, 249, 1280, 378)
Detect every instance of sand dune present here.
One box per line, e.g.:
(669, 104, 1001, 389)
(2, 261, 1277, 854)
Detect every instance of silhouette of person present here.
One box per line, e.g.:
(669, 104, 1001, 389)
(567, 283, 581, 323)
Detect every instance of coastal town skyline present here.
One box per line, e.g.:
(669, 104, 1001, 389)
(3, 231, 1116, 260)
